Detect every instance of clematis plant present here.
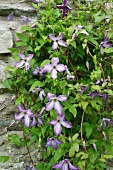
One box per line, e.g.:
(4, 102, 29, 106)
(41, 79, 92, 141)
(42, 57, 66, 79)
(15, 53, 33, 70)
(49, 33, 67, 50)
(15, 104, 34, 127)
(46, 92, 67, 114)
(45, 137, 62, 150)
(57, 0, 72, 18)
(52, 159, 80, 170)
(49, 114, 72, 136)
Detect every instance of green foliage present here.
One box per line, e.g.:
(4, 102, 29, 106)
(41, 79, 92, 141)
(2, 0, 113, 169)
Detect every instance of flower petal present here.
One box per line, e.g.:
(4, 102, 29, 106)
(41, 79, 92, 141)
(68, 161, 80, 170)
(15, 60, 25, 68)
(61, 162, 68, 170)
(38, 118, 44, 125)
(57, 64, 66, 72)
(49, 119, 57, 125)
(54, 101, 62, 114)
(53, 161, 63, 169)
(51, 140, 58, 150)
(15, 113, 24, 120)
(26, 54, 33, 61)
(46, 101, 54, 111)
(57, 95, 67, 102)
(58, 40, 67, 47)
(32, 117, 36, 126)
(39, 90, 46, 101)
(24, 114, 30, 127)
(61, 120, 72, 128)
(42, 64, 52, 73)
(52, 41, 58, 50)
(57, 33, 64, 40)
(54, 122, 62, 136)
(25, 62, 30, 70)
(47, 92, 56, 101)
(57, 5, 64, 9)
(55, 138, 62, 145)
(64, 0, 67, 6)
(26, 109, 33, 117)
(18, 53, 25, 60)
(49, 34, 56, 41)
(18, 104, 25, 112)
(45, 138, 52, 147)
(51, 69, 58, 79)
(51, 57, 59, 66)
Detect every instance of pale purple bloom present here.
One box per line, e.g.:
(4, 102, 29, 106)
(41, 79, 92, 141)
(49, 33, 67, 50)
(101, 93, 108, 102)
(87, 90, 102, 100)
(42, 57, 66, 79)
(100, 37, 112, 54)
(10, 95, 16, 102)
(46, 92, 67, 115)
(0, 98, 5, 105)
(8, 12, 13, 20)
(31, 107, 45, 126)
(25, 165, 36, 170)
(49, 114, 72, 136)
(52, 159, 80, 170)
(21, 16, 30, 24)
(45, 137, 62, 150)
(32, 66, 43, 76)
(72, 25, 84, 39)
(80, 86, 87, 94)
(65, 66, 75, 81)
(29, 0, 39, 4)
(15, 104, 34, 127)
(92, 143, 97, 152)
(97, 118, 113, 131)
(57, 0, 72, 18)
(32, 87, 46, 101)
(15, 53, 33, 70)
(31, 22, 38, 28)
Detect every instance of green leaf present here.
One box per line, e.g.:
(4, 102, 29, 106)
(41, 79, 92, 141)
(102, 47, 113, 54)
(73, 142, 79, 152)
(0, 156, 9, 163)
(67, 26, 75, 36)
(29, 81, 44, 91)
(69, 146, 75, 157)
(70, 41, 76, 49)
(85, 125, 92, 138)
(72, 133, 79, 141)
(1, 80, 12, 90)
(40, 59, 50, 68)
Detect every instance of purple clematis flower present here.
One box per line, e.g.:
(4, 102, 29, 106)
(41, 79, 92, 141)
(32, 66, 43, 76)
(15, 53, 33, 70)
(65, 65, 75, 81)
(49, 33, 67, 50)
(45, 137, 62, 150)
(15, 104, 34, 127)
(32, 87, 46, 101)
(46, 92, 67, 114)
(57, 0, 72, 18)
(52, 159, 80, 170)
(42, 57, 66, 79)
(49, 114, 72, 136)
(8, 12, 13, 20)
(31, 107, 45, 126)
(31, 22, 38, 28)
(87, 90, 102, 100)
(97, 118, 113, 131)
(100, 37, 112, 54)
(21, 16, 30, 24)
(29, 0, 39, 4)
(80, 86, 87, 94)
(25, 165, 36, 170)
(10, 95, 16, 102)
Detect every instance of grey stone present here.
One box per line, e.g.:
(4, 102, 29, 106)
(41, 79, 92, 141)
(0, 29, 13, 53)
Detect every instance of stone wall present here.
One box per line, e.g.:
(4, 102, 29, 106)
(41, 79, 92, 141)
(0, 1, 42, 169)
(0, 0, 113, 170)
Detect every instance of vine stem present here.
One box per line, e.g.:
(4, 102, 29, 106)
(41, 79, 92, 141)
(80, 111, 87, 153)
(86, 43, 105, 81)
(20, 120, 34, 166)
